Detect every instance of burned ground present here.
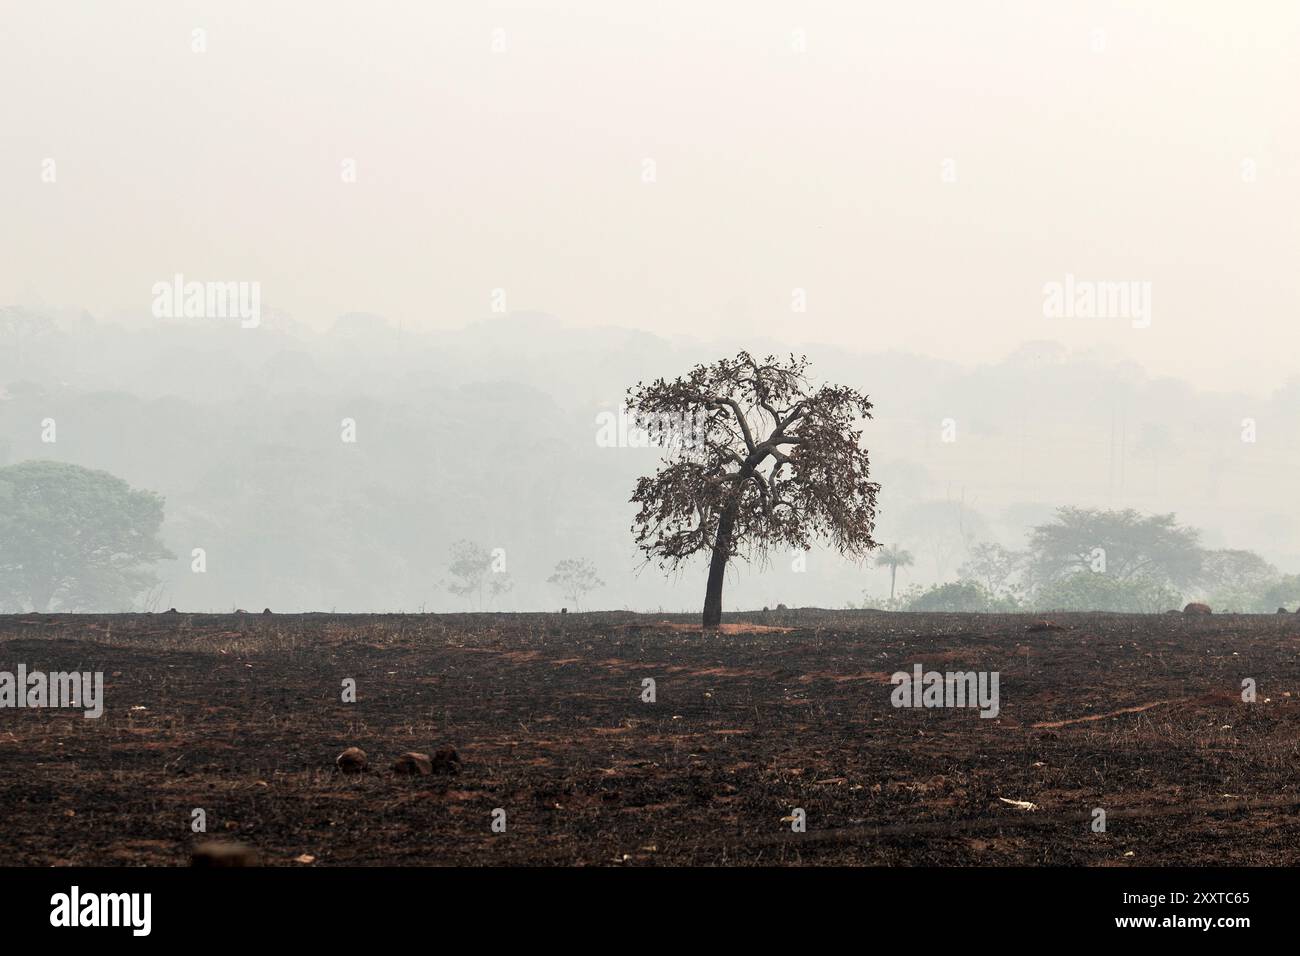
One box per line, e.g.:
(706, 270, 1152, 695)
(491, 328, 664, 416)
(2, 610, 1298, 865)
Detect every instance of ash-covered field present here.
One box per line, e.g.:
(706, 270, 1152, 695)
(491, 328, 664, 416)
(2, 610, 1298, 866)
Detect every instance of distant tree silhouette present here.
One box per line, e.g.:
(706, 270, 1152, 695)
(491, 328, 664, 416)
(444, 540, 512, 609)
(0, 460, 173, 611)
(958, 542, 1025, 600)
(627, 352, 880, 628)
(875, 544, 914, 600)
(547, 558, 603, 610)
(1026, 507, 1202, 594)
(1197, 548, 1277, 611)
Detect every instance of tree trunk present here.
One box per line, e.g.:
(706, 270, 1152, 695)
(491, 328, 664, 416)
(890, 565, 897, 600)
(702, 504, 738, 629)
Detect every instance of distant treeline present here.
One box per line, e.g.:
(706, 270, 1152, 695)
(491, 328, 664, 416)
(858, 507, 1300, 613)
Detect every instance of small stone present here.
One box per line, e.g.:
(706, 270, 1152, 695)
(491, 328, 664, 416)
(192, 841, 259, 867)
(392, 752, 433, 776)
(431, 747, 461, 774)
(1026, 619, 1066, 632)
(336, 747, 368, 773)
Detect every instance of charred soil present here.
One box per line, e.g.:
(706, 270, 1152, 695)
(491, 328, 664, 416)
(2, 609, 1298, 866)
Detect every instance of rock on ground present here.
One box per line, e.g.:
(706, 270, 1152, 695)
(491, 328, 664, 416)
(431, 747, 461, 774)
(192, 841, 259, 867)
(336, 747, 368, 773)
(392, 752, 433, 775)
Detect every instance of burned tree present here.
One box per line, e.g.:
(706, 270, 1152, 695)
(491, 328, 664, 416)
(628, 352, 880, 628)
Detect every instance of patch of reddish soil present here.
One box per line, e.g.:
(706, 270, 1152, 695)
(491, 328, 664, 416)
(1031, 699, 1181, 729)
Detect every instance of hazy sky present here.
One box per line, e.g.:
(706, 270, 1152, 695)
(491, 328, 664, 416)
(3, 1, 1297, 392)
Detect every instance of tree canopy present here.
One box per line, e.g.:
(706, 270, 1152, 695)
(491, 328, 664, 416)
(627, 351, 879, 625)
(0, 460, 173, 611)
(547, 558, 604, 610)
(1025, 507, 1202, 592)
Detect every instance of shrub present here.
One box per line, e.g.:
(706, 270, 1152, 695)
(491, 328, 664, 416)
(1031, 571, 1178, 613)
(905, 580, 1020, 613)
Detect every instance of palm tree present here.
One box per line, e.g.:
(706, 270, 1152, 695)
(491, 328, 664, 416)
(876, 545, 915, 601)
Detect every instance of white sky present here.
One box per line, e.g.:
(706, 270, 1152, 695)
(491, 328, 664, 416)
(2, 0, 1297, 393)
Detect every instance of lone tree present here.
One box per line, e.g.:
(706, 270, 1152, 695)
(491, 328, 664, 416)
(444, 539, 512, 609)
(628, 352, 880, 628)
(875, 544, 914, 600)
(0, 460, 173, 611)
(548, 558, 604, 610)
